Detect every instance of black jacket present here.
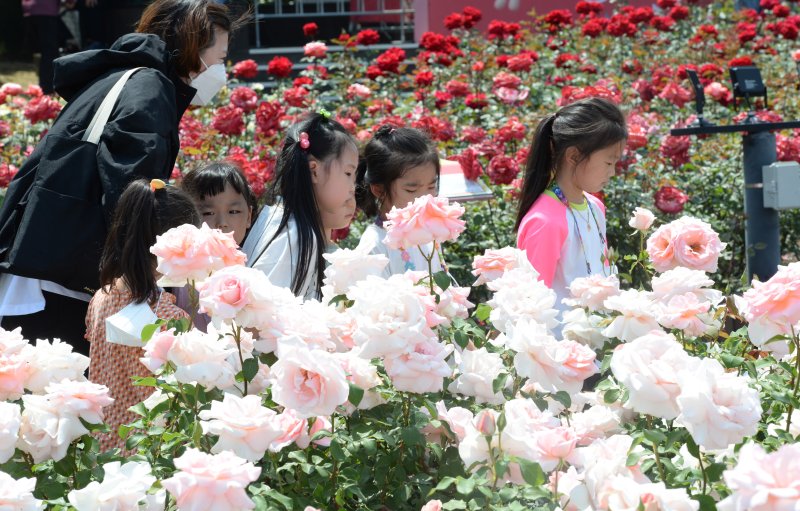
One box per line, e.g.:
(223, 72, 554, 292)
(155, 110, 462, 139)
(0, 33, 195, 292)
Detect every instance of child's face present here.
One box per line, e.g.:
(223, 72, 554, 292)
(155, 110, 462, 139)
(572, 142, 623, 194)
(311, 144, 359, 239)
(197, 184, 252, 245)
(377, 162, 439, 215)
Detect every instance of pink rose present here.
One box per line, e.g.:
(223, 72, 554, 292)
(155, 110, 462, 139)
(384, 339, 453, 394)
(628, 207, 655, 231)
(384, 195, 466, 250)
(487, 268, 559, 335)
(140, 329, 177, 373)
(346, 83, 371, 99)
(0, 402, 21, 464)
(0, 473, 44, 511)
(269, 409, 308, 452)
(435, 285, 473, 326)
(471, 247, 530, 285)
(420, 500, 443, 511)
(449, 347, 505, 404)
(565, 274, 620, 311)
(167, 330, 237, 390)
(602, 289, 661, 342)
(308, 416, 332, 447)
(610, 331, 697, 419)
(161, 448, 260, 511)
(0, 354, 29, 401)
(675, 358, 761, 450)
(646, 216, 725, 273)
(739, 262, 800, 353)
(504, 320, 598, 394)
(199, 394, 282, 462)
(20, 338, 90, 394)
(17, 394, 87, 463)
(429, 401, 473, 442)
(151, 223, 246, 287)
(657, 293, 713, 337)
(304, 41, 327, 58)
(271, 347, 349, 418)
(44, 380, 114, 425)
(0, 83, 23, 96)
(719, 443, 800, 511)
(531, 426, 579, 471)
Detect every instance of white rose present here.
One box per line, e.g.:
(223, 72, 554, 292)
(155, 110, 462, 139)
(16, 394, 86, 463)
(0, 472, 45, 511)
(628, 207, 655, 231)
(321, 247, 389, 301)
(449, 347, 506, 404)
(167, 329, 237, 391)
(20, 338, 89, 394)
(651, 267, 723, 305)
(199, 394, 282, 462)
(561, 308, 609, 350)
(384, 339, 453, 394)
(487, 268, 559, 334)
(0, 402, 21, 463)
(67, 461, 163, 511)
(602, 289, 662, 342)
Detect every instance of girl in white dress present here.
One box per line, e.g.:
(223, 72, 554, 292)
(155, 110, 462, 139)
(242, 112, 358, 300)
(356, 126, 444, 277)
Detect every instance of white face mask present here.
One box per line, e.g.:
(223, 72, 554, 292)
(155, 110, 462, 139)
(105, 300, 159, 347)
(190, 57, 227, 106)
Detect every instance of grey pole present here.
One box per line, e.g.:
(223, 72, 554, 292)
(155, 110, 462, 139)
(742, 130, 781, 281)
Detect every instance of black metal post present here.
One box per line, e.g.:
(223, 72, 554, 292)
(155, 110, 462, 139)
(742, 130, 781, 281)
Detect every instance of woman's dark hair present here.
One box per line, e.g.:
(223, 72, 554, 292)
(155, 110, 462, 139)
(136, 0, 247, 78)
(355, 126, 441, 218)
(514, 97, 627, 232)
(180, 161, 259, 220)
(99, 179, 201, 304)
(258, 112, 357, 298)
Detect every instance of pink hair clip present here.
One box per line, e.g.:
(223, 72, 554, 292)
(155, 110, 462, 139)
(299, 132, 310, 150)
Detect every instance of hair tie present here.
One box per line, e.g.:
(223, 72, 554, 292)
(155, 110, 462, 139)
(318, 108, 331, 120)
(150, 179, 166, 191)
(299, 132, 311, 150)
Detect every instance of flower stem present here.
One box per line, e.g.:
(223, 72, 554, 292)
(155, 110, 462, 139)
(235, 325, 248, 396)
(785, 327, 800, 433)
(698, 452, 708, 495)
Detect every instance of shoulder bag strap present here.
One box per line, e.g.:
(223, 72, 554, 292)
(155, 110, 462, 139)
(82, 67, 144, 145)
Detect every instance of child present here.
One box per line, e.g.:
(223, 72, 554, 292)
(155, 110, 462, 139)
(179, 162, 257, 329)
(180, 161, 258, 247)
(355, 126, 443, 277)
(242, 112, 358, 301)
(85, 179, 200, 451)
(515, 97, 627, 311)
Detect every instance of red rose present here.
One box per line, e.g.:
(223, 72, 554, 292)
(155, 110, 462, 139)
(777, 134, 800, 162)
(729, 56, 754, 67)
(0, 120, 9, 138)
(658, 82, 692, 108)
(356, 29, 380, 46)
(465, 93, 488, 109)
(633, 79, 656, 102)
(232, 59, 258, 79)
(515, 146, 529, 165)
(0, 163, 19, 188)
(412, 116, 455, 142)
(777, 20, 799, 39)
(303, 22, 318, 38)
(492, 71, 521, 90)
(455, 147, 483, 181)
(659, 134, 691, 168)
(434, 91, 453, 108)
(212, 105, 245, 136)
(283, 86, 309, 108)
(760, 0, 779, 10)
(656, 0, 677, 8)
(255, 100, 285, 138)
(461, 6, 482, 29)
(375, 47, 405, 73)
(622, 59, 643, 75)
(576, 1, 604, 15)
(330, 226, 350, 243)
(267, 56, 293, 78)
(444, 13, 463, 30)
(774, 4, 790, 17)
(507, 53, 535, 72)
(697, 24, 719, 38)
(543, 9, 573, 29)
(630, 7, 653, 24)
(487, 155, 519, 185)
(607, 14, 638, 37)
(472, 61, 485, 72)
(366, 65, 384, 80)
(461, 126, 486, 144)
(582, 19, 605, 37)
(337, 33, 356, 48)
(230, 86, 258, 112)
(487, 20, 509, 39)
(293, 76, 313, 88)
(669, 5, 689, 21)
(495, 55, 509, 68)
(420, 32, 448, 52)
(415, 70, 434, 87)
(445, 80, 470, 97)
(23, 95, 61, 123)
(26, 85, 43, 97)
(557, 85, 621, 106)
(554, 53, 580, 68)
(654, 185, 689, 214)
(494, 117, 526, 145)
(336, 116, 358, 134)
(626, 123, 648, 150)
(650, 16, 675, 31)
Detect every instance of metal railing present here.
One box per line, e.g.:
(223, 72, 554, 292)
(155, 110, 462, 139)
(253, 0, 414, 47)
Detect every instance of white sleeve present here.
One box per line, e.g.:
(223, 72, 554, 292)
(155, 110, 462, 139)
(250, 228, 295, 290)
(357, 225, 393, 279)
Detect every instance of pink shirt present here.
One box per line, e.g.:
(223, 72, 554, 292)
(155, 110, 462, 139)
(517, 190, 609, 311)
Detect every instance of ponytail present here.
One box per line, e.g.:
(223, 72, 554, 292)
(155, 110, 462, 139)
(514, 114, 557, 232)
(99, 179, 200, 303)
(514, 97, 628, 232)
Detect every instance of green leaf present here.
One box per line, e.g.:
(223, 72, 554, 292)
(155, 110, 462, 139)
(693, 494, 717, 511)
(643, 429, 667, 445)
(686, 436, 700, 459)
(242, 357, 259, 383)
(140, 321, 163, 343)
(518, 458, 545, 487)
(626, 450, 644, 467)
(475, 303, 491, 322)
(552, 391, 571, 409)
(492, 373, 508, 395)
(442, 500, 467, 510)
(720, 352, 745, 369)
(433, 271, 451, 292)
(433, 476, 456, 492)
(348, 382, 364, 407)
(455, 476, 475, 496)
(603, 388, 621, 404)
(496, 411, 507, 433)
(454, 330, 469, 350)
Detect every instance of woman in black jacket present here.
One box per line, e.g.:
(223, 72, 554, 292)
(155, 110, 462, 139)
(0, 0, 239, 355)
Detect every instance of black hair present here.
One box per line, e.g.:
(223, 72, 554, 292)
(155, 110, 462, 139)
(100, 179, 201, 304)
(355, 126, 441, 218)
(514, 97, 628, 232)
(180, 161, 260, 221)
(258, 112, 357, 298)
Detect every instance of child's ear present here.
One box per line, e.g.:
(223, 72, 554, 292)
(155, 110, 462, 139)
(565, 146, 582, 166)
(246, 206, 253, 229)
(369, 183, 385, 201)
(309, 158, 321, 184)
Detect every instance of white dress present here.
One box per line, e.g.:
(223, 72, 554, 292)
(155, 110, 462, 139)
(357, 222, 444, 279)
(241, 204, 321, 301)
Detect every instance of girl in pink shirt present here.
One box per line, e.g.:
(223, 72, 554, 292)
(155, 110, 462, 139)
(515, 98, 627, 311)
